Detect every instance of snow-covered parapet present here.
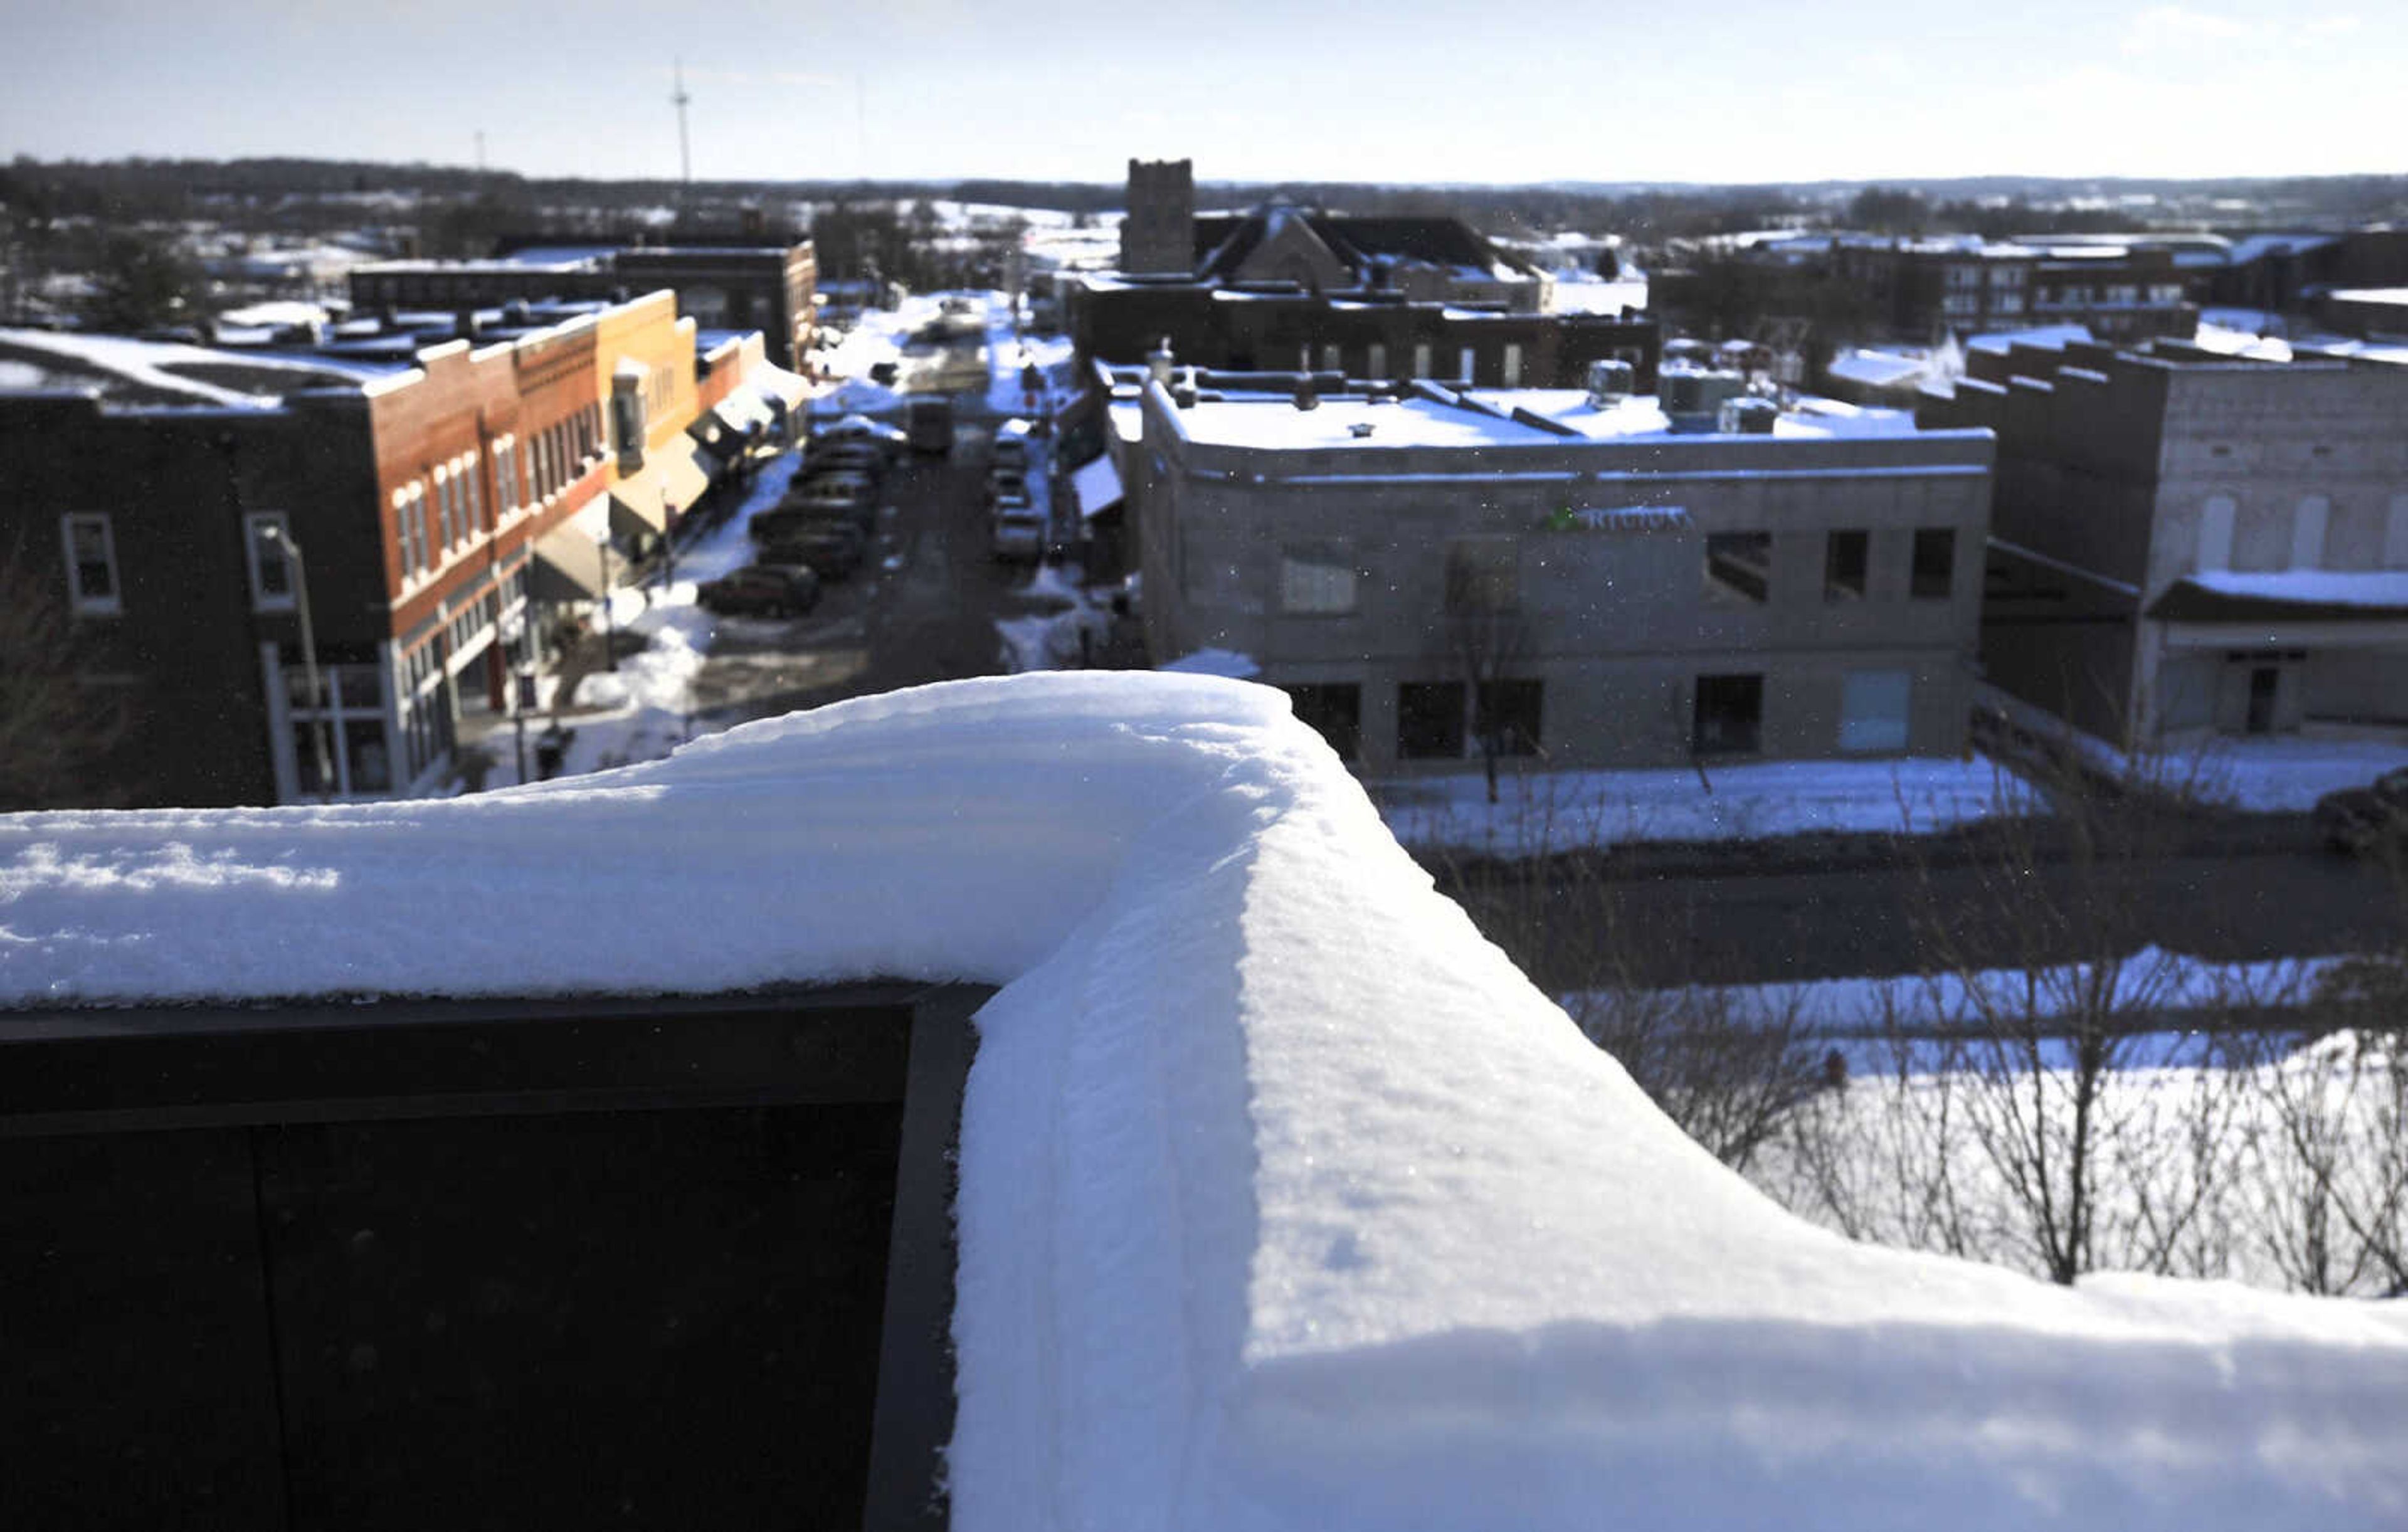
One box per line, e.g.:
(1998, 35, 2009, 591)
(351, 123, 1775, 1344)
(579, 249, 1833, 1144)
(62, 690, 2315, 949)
(3, 675, 2405, 1529)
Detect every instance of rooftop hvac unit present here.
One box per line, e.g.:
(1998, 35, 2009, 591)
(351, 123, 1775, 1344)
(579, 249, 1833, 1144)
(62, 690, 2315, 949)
(1718, 396, 1780, 435)
(1661, 365, 1749, 433)
(1585, 358, 1636, 406)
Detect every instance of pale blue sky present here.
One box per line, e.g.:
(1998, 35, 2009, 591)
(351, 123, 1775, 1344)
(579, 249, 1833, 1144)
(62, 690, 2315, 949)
(0, 0, 2393, 186)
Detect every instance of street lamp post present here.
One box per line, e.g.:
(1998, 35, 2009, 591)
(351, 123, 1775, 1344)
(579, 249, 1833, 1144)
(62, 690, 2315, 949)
(260, 522, 334, 798)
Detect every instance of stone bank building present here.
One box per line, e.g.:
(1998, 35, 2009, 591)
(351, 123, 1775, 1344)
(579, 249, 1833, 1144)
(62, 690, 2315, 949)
(1129, 374, 1993, 773)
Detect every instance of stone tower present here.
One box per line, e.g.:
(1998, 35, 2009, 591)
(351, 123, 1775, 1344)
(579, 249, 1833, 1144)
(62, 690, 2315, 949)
(1119, 158, 1195, 276)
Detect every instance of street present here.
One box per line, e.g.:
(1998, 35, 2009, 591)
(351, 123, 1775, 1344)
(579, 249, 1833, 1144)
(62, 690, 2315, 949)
(1454, 837, 2407, 991)
(687, 416, 1047, 727)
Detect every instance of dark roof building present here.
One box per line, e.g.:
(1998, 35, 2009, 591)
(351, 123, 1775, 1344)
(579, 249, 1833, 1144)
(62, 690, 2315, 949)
(1072, 160, 1656, 391)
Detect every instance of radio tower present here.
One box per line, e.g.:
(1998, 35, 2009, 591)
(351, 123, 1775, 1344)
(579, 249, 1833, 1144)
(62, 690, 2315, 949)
(671, 60, 693, 194)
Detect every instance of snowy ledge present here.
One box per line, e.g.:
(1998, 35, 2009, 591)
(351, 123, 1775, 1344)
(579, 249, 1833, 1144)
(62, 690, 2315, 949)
(3, 675, 2404, 1529)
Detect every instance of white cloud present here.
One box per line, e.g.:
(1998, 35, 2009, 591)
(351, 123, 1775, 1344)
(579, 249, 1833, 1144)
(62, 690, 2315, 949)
(2123, 5, 2254, 53)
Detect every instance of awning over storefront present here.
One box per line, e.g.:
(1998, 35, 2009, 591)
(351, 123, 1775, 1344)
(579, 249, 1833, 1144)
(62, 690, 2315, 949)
(2150, 571, 2408, 624)
(608, 465, 670, 539)
(747, 362, 810, 413)
(712, 389, 776, 436)
(1071, 455, 1124, 522)
(659, 446, 714, 513)
(529, 525, 608, 603)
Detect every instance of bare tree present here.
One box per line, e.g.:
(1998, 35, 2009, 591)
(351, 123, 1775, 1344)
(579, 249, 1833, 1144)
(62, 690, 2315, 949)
(1897, 743, 2210, 1285)
(1443, 540, 1536, 806)
(0, 541, 132, 810)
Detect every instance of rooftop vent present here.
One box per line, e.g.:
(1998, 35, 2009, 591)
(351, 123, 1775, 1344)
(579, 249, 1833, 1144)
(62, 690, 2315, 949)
(1172, 366, 1198, 409)
(1585, 358, 1635, 407)
(1349, 421, 1376, 438)
(1147, 337, 1175, 386)
(1718, 396, 1780, 435)
(1293, 379, 1319, 411)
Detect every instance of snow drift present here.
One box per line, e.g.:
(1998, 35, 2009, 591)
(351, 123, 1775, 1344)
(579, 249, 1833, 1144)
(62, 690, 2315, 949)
(2, 674, 2404, 1529)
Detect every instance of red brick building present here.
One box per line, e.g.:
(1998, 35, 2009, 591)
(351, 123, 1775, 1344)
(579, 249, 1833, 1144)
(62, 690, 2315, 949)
(1, 292, 789, 807)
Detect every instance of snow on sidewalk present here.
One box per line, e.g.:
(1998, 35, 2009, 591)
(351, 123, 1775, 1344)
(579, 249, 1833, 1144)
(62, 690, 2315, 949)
(6, 674, 2405, 1529)
(478, 455, 803, 787)
(1382, 753, 2034, 853)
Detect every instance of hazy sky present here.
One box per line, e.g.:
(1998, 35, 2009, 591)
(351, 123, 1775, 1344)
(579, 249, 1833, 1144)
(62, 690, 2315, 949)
(0, 0, 2394, 186)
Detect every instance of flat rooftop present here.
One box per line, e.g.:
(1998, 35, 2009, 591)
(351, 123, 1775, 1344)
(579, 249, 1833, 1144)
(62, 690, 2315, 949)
(1162, 384, 1940, 452)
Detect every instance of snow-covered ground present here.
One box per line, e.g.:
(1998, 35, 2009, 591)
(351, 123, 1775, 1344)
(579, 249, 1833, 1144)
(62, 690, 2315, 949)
(995, 560, 1111, 674)
(1751, 1030, 2407, 1297)
(1381, 754, 2032, 854)
(4, 674, 2405, 1527)
(1979, 684, 2408, 811)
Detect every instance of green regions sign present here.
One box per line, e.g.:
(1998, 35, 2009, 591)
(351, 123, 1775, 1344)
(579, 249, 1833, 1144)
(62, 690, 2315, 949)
(1542, 504, 1691, 533)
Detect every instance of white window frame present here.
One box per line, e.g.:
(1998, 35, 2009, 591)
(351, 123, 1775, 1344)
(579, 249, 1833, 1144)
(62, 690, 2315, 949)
(245, 510, 297, 613)
(61, 511, 122, 616)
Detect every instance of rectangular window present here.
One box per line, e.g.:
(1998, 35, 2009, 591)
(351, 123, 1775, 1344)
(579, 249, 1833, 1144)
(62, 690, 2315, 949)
(2199, 495, 2235, 571)
(1445, 539, 1519, 613)
(1412, 342, 1432, 379)
(2292, 495, 2328, 570)
(1284, 683, 1362, 762)
(1692, 673, 1764, 756)
(1367, 343, 1388, 379)
(245, 512, 295, 611)
(61, 512, 120, 615)
(1457, 346, 1477, 384)
(1824, 529, 1868, 601)
(1502, 342, 1524, 388)
(1319, 343, 1342, 374)
(1911, 528, 1956, 599)
(465, 455, 485, 534)
(1397, 681, 1467, 761)
(1839, 670, 1912, 754)
(1704, 531, 1772, 605)
(1474, 678, 1543, 757)
(613, 391, 645, 456)
(1280, 545, 1358, 615)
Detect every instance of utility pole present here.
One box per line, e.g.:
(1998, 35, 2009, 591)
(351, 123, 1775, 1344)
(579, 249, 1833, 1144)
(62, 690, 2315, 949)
(672, 60, 694, 195)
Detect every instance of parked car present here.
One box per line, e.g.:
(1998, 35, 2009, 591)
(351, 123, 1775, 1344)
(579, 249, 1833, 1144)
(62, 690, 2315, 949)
(906, 397, 953, 455)
(804, 442, 887, 479)
(697, 564, 821, 618)
(2313, 767, 2408, 855)
(986, 470, 1028, 507)
(815, 413, 908, 458)
(991, 505, 1045, 563)
(758, 522, 868, 581)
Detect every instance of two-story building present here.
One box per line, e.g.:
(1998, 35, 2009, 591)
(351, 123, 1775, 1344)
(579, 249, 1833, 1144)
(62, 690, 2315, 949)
(1921, 337, 2408, 744)
(0, 290, 785, 808)
(1132, 373, 1993, 773)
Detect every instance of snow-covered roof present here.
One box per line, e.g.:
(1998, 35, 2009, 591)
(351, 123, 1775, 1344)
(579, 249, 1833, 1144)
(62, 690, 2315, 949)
(3, 674, 2404, 1528)
(1825, 348, 1930, 388)
(2329, 287, 2408, 309)
(1967, 323, 2096, 356)
(0, 327, 367, 408)
(2171, 569, 2408, 614)
(1157, 647, 1260, 679)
